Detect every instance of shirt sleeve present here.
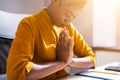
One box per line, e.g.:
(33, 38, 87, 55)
(6, 19, 34, 80)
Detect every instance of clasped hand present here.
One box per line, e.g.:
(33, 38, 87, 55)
(56, 28, 74, 65)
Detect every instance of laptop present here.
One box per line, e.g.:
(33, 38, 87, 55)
(105, 62, 120, 72)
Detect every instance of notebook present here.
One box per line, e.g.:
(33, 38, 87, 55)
(75, 70, 113, 80)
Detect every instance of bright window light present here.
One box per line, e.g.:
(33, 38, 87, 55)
(93, 0, 117, 47)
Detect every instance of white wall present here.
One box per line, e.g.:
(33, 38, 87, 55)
(96, 51, 120, 66)
(116, 0, 120, 47)
(93, 0, 116, 47)
(0, 0, 49, 14)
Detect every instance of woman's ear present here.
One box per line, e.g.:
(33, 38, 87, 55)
(50, 0, 62, 7)
(51, 0, 58, 3)
(51, 0, 63, 4)
(50, 0, 57, 5)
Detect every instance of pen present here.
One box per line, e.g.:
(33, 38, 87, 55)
(90, 70, 120, 75)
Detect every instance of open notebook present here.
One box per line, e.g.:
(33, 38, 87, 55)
(75, 62, 120, 80)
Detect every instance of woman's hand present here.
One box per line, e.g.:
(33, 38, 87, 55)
(56, 28, 74, 65)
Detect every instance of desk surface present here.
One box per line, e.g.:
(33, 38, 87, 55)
(58, 62, 120, 80)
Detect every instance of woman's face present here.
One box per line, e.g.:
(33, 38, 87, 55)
(51, 5, 80, 27)
(49, 0, 86, 27)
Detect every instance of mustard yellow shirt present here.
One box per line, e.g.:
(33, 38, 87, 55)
(7, 8, 95, 80)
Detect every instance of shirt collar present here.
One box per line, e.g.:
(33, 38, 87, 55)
(40, 8, 54, 25)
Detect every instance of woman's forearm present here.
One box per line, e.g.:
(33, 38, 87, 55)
(68, 57, 94, 69)
(25, 61, 67, 80)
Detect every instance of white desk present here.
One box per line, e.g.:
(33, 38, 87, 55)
(58, 62, 120, 80)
